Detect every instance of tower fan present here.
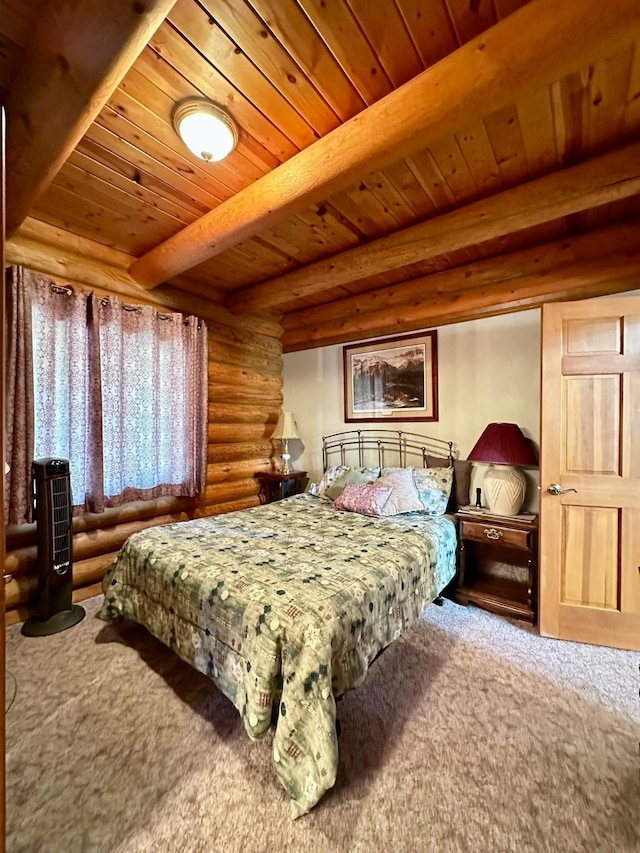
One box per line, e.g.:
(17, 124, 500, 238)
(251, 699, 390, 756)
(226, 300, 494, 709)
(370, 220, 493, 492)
(22, 459, 85, 637)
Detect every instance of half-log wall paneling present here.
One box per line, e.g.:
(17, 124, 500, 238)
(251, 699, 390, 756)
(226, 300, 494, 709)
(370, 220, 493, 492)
(3, 233, 282, 625)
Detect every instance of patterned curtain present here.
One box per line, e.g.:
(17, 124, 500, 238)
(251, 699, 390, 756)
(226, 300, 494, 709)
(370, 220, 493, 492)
(31, 282, 104, 513)
(6, 268, 207, 522)
(5, 266, 35, 525)
(96, 296, 208, 505)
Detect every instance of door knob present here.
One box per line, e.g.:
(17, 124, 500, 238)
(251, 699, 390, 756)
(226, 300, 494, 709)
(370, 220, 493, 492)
(547, 483, 578, 495)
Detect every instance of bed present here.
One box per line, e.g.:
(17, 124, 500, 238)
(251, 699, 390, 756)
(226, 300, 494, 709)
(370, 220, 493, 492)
(99, 430, 461, 817)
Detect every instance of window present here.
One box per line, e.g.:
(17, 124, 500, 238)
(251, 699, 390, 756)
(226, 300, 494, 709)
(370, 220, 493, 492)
(95, 296, 207, 505)
(28, 280, 208, 514)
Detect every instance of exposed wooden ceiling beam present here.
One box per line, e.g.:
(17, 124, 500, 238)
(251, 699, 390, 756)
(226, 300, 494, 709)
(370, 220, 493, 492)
(229, 142, 640, 314)
(281, 221, 640, 334)
(128, 0, 640, 290)
(282, 256, 640, 351)
(281, 220, 640, 351)
(5, 0, 177, 236)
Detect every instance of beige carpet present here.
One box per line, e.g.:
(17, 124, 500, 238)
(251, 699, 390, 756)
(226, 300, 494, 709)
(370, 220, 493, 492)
(6, 596, 640, 853)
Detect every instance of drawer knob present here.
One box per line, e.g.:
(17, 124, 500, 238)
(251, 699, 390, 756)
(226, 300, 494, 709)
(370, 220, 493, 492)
(484, 527, 503, 541)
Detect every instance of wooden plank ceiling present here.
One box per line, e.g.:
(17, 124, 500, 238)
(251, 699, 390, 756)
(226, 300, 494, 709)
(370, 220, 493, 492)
(2, 0, 640, 350)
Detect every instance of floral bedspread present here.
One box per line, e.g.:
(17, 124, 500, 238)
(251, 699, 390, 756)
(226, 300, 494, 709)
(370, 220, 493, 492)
(100, 493, 457, 817)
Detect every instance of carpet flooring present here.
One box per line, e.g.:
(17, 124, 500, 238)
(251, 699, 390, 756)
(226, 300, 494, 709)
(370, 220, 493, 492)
(6, 596, 640, 853)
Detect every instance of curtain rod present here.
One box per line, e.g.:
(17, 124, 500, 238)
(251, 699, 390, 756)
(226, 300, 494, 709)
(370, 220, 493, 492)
(51, 287, 202, 327)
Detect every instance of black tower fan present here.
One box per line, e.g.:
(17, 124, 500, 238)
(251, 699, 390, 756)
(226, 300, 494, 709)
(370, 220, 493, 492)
(21, 459, 85, 637)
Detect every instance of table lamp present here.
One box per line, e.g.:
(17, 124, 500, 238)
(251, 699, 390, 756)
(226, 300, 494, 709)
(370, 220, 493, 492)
(271, 412, 300, 474)
(467, 423, 538, 516)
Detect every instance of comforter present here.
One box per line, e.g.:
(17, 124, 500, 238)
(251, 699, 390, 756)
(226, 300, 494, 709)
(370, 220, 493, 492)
(100, 493, 456, 817)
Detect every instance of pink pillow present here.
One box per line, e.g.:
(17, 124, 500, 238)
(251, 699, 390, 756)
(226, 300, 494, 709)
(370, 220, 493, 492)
(333, 483, 393, 517)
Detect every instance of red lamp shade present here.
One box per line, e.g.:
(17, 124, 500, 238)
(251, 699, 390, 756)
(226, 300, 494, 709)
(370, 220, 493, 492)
(467, 423, 538, 468)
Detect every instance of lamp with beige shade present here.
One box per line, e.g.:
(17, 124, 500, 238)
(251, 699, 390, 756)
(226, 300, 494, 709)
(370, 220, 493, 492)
(271, 412, 301, 474)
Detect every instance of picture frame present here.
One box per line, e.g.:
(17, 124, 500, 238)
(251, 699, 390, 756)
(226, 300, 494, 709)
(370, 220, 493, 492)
(343, 331, 438, 423)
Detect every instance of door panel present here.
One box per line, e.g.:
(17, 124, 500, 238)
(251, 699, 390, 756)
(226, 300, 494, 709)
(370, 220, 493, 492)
(622, 510, 640, 616)
(540, 297, 640, 650)
(564, 375, 619, 474)
(624, 372, 640, 477)
(561, 506, 618, 609)
(564, 317, 621, 354)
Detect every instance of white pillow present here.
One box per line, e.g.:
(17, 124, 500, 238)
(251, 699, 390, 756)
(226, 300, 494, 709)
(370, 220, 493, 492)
(381, 466, 453, 515)
(375, 469, 424, 515)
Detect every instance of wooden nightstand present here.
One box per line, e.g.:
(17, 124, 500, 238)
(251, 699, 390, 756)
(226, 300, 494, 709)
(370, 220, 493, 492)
(454, 508, 538, 623)
(255, 471, 308, 504)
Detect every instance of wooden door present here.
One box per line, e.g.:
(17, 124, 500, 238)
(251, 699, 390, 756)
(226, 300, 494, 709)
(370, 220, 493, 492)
(540, 297, 640, 651)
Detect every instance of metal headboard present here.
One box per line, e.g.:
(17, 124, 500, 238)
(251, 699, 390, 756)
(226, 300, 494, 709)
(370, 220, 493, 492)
(322, 429, 456, 471)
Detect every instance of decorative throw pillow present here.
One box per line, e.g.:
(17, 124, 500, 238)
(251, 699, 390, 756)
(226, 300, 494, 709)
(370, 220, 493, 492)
(425, 455, 472, 510)
(307, 465, 348, 496)
(333, 483, 393, 517)
(308, 465, 380, 497)
(411, 466, 453, 515)
(375, 468, 424, 516)
(324, 468, 377, 501)
(381, 465, 453, 515)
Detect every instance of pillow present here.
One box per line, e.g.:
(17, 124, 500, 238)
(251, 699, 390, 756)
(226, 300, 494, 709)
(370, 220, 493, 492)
(375, 469, 424, 515)
(307, 465, 348, 496)
(425, 455, 472, 510)
(324, 468, 376, 501)
(412, 467, 453, 515)
(308, 465, 380, 497)
(334, 468, 443, 517)
(333, 482, 393, 517)
(381, 465, 454, 515)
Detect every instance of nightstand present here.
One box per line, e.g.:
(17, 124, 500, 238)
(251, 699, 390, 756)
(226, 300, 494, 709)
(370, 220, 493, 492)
(255, 471, 308, 504)
(454, 508, 538, 623)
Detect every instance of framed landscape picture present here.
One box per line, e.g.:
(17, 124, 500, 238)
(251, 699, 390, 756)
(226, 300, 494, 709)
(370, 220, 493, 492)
(343, 331, 438, 423)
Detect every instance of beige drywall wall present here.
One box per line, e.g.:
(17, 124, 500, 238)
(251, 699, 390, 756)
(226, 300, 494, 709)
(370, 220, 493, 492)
(282, 309, 541, 511)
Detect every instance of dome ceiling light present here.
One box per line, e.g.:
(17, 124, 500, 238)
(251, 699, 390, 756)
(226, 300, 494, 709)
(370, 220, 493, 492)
(172, 98, 238, 162)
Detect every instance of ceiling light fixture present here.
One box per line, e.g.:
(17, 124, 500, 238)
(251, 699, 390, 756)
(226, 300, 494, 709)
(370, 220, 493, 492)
(172, 98, 238, 162)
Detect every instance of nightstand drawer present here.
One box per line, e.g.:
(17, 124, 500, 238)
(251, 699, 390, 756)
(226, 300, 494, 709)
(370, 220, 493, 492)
(459, 519, 531, 550)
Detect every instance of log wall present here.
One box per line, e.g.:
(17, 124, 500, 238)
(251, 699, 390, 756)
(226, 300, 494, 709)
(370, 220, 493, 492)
(4, 235, 283, 624)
